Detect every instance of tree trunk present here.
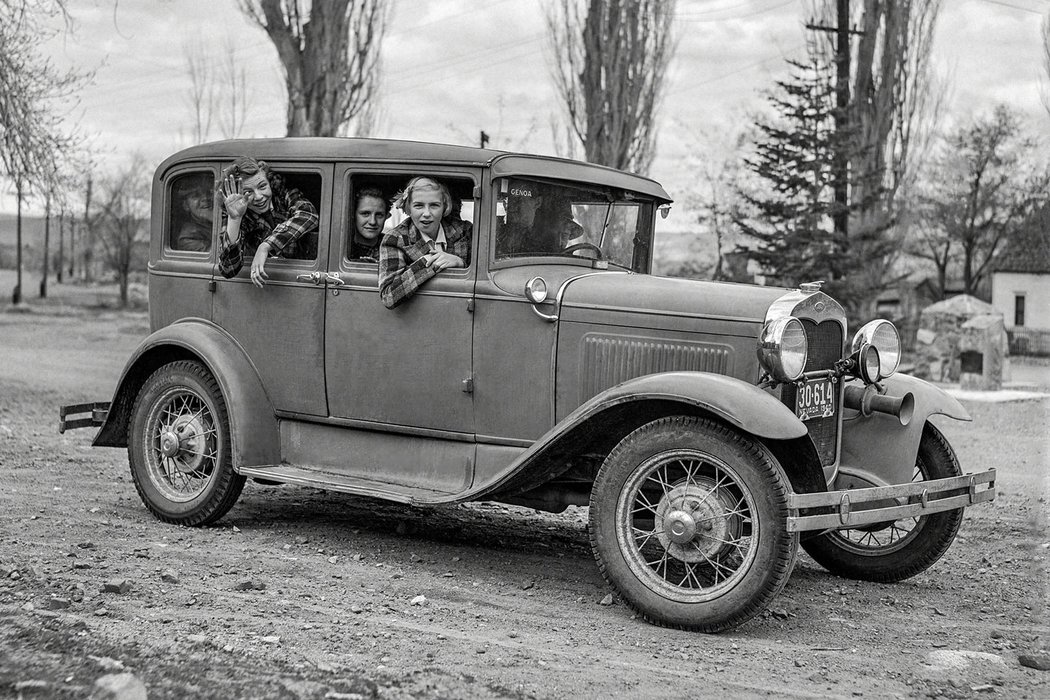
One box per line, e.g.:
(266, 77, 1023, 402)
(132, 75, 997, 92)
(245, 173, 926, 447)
(13, 181, 23, 305)
(57, 210, 64, 284)
(40, 197, 50, 298)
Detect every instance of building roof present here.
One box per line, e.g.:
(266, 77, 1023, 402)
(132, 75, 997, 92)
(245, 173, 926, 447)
(994, 207, 1050, 274)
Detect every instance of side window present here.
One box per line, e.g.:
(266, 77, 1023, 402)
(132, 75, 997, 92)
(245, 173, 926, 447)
(344, 173, 476, 265)
(273, 171, 322, 261)
(169, 171, 215, 253)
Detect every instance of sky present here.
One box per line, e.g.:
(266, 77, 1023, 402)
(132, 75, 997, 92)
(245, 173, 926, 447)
(6, 0, 1049, 222)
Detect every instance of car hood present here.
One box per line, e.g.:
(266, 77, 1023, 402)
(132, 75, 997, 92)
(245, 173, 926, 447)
(557, 272, 789, 330)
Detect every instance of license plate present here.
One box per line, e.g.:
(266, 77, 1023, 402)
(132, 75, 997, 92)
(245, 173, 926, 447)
(796, 378, 836, 421)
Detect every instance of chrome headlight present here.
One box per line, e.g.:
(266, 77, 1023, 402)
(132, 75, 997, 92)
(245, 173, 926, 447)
(758, 316, 808, 382)
(524, 276, 548, 304)
(851, 320, 900, 380)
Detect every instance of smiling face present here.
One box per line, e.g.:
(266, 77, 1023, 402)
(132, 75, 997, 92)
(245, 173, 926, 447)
(355, 195, 389, 240)
(408, 187, 445, 237)
(181, 186, 214, 224)
(239, 171, 273, 214)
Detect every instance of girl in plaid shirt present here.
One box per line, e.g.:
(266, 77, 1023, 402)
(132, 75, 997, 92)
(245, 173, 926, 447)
(217, 157, 319, 287)
(378, 177, 472, 308)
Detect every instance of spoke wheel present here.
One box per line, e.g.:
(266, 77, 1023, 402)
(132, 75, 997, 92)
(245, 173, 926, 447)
(129, 361, 244, 526)
(591, 416, 797, 632)
(618, 450, 758, 602)
(144, 388, 219, 502)
(801, 423, 963, 582)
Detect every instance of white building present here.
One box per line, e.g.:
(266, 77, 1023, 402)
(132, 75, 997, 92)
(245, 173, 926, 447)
(991, 219, 1050, 355)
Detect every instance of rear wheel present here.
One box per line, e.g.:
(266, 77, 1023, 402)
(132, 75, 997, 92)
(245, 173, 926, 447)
(589, 416, 797, 632)
(801, 423, 963, 582)
(128, 361, 244, 526)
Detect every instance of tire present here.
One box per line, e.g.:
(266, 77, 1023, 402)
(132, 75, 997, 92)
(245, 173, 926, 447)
(589, 416, 798, 633)
(128, 360, 245, 526)
(801, 422, 963, 582)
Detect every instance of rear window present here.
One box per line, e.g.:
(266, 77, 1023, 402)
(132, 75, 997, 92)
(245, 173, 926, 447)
(169, 171, 215, 253)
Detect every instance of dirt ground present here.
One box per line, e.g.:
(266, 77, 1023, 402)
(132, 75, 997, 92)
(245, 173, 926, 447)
(0, 282, 1048, 699)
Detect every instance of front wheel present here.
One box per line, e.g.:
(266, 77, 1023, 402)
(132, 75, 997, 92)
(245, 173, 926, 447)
(128, 360, 244, 526)
(589, 416, 798, 632)
(801, 423, 963, 582)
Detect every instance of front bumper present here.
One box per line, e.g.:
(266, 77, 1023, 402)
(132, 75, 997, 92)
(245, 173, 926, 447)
(786, 469, 996, 533)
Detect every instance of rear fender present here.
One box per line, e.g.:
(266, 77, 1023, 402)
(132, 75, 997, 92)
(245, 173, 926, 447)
(839, 373, 970, 488)
(471, 371, 810, 500)
(92, 319, 280, 469)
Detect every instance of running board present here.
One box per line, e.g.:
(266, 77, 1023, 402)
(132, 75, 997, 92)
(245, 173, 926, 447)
(237, 464, 461, 505)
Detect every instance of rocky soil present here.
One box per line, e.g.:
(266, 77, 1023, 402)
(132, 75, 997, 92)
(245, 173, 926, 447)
(0, 305, 1047, 699)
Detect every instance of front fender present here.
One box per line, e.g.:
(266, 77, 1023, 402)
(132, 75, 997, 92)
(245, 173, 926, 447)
(92, 319, 280, 470)
(839, 373, 971, 488)
(468, 371, 808, 500)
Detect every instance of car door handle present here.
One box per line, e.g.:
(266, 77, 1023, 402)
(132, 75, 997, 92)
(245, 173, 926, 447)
(296, 272, 324, 285)
(324, 272, 345, 286)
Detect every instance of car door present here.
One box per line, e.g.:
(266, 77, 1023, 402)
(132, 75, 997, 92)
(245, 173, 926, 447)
(212, 162, 332, 417)
(323, 165, 478, 436)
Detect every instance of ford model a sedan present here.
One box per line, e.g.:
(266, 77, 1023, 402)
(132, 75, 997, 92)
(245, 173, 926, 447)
(60, 138, 996, 632)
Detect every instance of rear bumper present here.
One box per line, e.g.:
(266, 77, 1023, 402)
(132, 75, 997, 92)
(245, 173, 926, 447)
(58, 402, 111, 434)
(786, 469, 996, 533)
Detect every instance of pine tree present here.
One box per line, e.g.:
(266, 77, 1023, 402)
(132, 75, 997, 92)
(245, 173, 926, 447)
(734, 50, 891, 319)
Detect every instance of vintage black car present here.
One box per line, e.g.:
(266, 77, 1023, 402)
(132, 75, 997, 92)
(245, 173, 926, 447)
(61, 138, 996, 632)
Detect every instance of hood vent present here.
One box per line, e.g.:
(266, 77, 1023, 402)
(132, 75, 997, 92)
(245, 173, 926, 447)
(580, 333, 731, 403)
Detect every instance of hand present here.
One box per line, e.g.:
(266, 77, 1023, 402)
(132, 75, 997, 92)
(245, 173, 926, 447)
(221, 174, 248, 220)
(250, 244, 271, 288)
(425, 251, 464, 272)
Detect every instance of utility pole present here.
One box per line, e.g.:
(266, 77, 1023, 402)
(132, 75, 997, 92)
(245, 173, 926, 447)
(833, 0, 850, 244)
(806, 0, 857, 247)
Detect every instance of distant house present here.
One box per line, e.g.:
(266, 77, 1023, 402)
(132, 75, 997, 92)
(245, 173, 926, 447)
(874, 275, 969, 351)
(991, 210, 1050, 356)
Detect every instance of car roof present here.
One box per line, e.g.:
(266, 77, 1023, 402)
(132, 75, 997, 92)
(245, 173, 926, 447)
(157, 137, 673, 203)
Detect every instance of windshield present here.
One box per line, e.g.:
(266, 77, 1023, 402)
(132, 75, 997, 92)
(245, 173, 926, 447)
(493, 177, 653, 272)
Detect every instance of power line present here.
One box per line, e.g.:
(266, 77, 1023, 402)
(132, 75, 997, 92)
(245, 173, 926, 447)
(975, 0, 1048, 13)
(675, 0, 798, 22)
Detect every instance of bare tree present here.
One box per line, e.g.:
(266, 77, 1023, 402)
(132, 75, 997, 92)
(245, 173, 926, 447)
(801, 0, 945, 318)
(1, 0, 87, 303)
(545, 0, 676, 175)
(236, 0, 389, 137)
(910, 106, 1050, 300)
(183, 38, 215, 143)
(183, 35, 253, 143)
(94, 156, 150, 308)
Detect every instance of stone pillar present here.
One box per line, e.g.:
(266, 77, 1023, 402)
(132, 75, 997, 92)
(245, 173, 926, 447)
(958, 314, 1008, 391)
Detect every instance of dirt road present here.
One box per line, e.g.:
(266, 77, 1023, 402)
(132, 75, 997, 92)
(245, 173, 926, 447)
(1, 305, 1048, 699)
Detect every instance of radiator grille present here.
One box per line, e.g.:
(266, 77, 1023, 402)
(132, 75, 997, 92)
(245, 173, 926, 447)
(780, 319, 843, 467)
(581, 335, 731, 402)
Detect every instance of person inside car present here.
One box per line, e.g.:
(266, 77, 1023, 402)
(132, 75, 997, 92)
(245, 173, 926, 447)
(349, 187, 390, 262)
(378, 176, 471, 308)
(172, 174, 215, 252)
(217, 156, 319, 287)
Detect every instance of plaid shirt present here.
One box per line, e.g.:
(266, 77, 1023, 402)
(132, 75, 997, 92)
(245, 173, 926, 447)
(217, 180, 319, 278)
(378, 217, 472, 309)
